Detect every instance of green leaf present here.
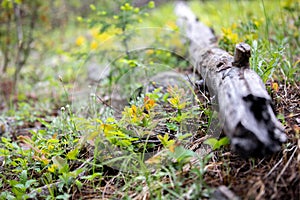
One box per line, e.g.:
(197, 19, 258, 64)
(162, 93, 170, 102)
(19, 170, 27, 183)
(56, 193, 71, 200)
(52, 156, 68, 173)
(25, 180, 36, 188)
(219, 137, 230, 146)
(8, 180, 18, 187)
(148, 1, 155, 8)
(204, 138, 218, 150)
(166, 123, 178, 131)
(69, 168, 85, 178)
(13, 184, 26, 191)
(0, 191, 15, 200)
(47, 139, 59, 144)
(171, 146, 195, 164)
(15, 0, 22, 4)
(204, 137, 230, 150)
(0, 148, 10, 156)
(177, 133, 192, 141)
(75, 180, 83, 189)
(1, 1, 13, 9)
(90, 4, 96, 11)
(66, 148, 79, 160)
(81, 172, 102, 181)
(157, 133, 175, 147)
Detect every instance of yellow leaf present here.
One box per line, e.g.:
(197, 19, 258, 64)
(47, 144, 54, 151)
(86, 131, 100, 141)
(106, 117, 116, 123)
(41, 156, 50, 165)
(48, 164, 58, 173)
(146, 49, 154, 55)
(168, 97, 179, 107)
(145, 155, 161, 164)
(100, 124, 115, 133)
(166, 21, 178, 31)
(169, 143, 176, 153)
(129, 105, 137, 117)
(52, 133, 57, 139)
(157, 134, 164, 142)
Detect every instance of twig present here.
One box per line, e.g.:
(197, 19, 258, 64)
(96, 94, 122, 114)
(186, 75, 210, 102)
(103, 175, 118, 199)
(29, 182, 60, 197)
(132, 139, 161, 144)
(286, 113, 300, 118)
(264, 157, 283, 178)
(276, 145, 297, 183)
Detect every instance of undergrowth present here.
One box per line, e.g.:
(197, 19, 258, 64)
(0, 0, 299, 199)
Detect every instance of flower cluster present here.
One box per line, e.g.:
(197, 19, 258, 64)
(219, 17, 263, 53)
(122, 95, 156, 126)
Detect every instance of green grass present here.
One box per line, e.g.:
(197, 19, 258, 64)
(0, 0, 299, 199)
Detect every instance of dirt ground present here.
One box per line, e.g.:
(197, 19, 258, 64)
(202, 81, 299, 200)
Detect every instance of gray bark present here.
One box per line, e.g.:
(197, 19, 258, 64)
(175, 2, 286, 157)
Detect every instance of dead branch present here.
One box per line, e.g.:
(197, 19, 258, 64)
(175, 2, 286, 157)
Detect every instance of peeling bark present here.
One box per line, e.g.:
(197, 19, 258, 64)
(175, 2, 286, 157)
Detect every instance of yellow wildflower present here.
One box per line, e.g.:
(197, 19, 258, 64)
(221, 27, 239, 44)
(90, 40, 98, 50)
(272, 82, 279, 92)
(75, 36, 85, 46)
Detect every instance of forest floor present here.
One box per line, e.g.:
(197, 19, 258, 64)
(0, 1, 299, 199)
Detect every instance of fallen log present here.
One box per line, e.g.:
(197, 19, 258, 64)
(175, 2, 287, 157)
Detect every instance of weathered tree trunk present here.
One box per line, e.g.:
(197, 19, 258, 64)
(175, 2, 286, 157)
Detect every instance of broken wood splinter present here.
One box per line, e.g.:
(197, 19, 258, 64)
(233, 42, 251, 68)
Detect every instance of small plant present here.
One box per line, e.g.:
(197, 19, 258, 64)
(78, 1, 155, 80)
(204, 137, 230, 150)
(0, 104, 86, 198)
